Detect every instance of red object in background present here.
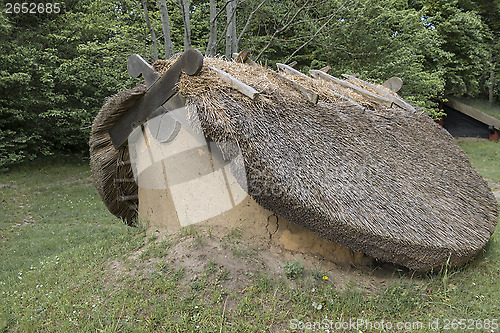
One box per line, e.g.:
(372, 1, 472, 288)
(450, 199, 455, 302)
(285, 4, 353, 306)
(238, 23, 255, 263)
(435, 101, 445, 127)
(489, 130, 499, 142)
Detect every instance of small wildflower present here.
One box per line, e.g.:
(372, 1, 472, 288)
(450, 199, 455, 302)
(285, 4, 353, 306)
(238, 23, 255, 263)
(311, 288, 316, 293)
(322, 275, 328, 280)
(312, 301, 323, 310)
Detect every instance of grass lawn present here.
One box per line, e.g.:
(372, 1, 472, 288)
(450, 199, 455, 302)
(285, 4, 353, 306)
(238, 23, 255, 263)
(1, 142, 499, 332)
(457, 139, 500, 189)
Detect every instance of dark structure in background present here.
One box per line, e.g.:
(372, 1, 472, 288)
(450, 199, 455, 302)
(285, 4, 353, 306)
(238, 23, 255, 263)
(441, 98, 500, 141)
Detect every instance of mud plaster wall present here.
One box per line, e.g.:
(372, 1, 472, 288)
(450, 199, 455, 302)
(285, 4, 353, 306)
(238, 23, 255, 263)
(139, 186, 373, 267)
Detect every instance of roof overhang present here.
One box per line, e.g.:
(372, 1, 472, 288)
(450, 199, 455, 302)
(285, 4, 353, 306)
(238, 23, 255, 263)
(445, 98, 500, 131)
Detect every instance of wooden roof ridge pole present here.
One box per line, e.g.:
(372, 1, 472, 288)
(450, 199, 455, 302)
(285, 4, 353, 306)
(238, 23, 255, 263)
(341, 73, 392, 94)
(208, 65, 259, 100)
(309, 70, 393, 108)
(341, 74, 416, 112)
(306, 68, 364, 110)
(276, 63, 309, 79)
(445, 98, 500, 130)
(231, 51, 316, 103)
(274, 71, 318, 104)
(330, 91, 365, 111)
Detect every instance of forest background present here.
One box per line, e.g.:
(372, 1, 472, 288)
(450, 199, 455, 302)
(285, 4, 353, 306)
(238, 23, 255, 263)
(0, 0, 499, 170)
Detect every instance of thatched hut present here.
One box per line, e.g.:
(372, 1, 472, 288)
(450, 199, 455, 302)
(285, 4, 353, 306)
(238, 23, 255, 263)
(90, 51, 498, 271)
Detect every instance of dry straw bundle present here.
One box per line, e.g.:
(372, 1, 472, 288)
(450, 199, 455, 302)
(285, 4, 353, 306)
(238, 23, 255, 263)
(89, 85, 145, 223)
(90, 56, 498, 271)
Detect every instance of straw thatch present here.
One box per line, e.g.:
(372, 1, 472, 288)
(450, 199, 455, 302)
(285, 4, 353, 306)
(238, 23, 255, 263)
(89, 85, 146, 223)
(90, 55, 498, 271)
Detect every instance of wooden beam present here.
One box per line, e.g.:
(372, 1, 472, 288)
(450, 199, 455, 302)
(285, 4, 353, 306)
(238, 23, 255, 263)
(382, 77, 403, 93)
(274, 72, 318, 104)
(277, 63, 309, 79)
(310, 70, 393, 108)
(331, 91, 365, 111)
(341, 74, 415, 112)
(445, 98, 500, 130)
(209, 66, 259, 100)
(319, 65, 331, 73)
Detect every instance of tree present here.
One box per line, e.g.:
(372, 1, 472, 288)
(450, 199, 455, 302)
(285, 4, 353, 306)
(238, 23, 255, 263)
(416, 0, 491, 97)
(206, 0, 217, 56)
(225, 0, 238, 59)
(457, 0, 500, 102)
(138, 0, 159, 60)
(158, 0, 176, 58)
(0, 0, 146, 170)
(179, 0, 192, 50)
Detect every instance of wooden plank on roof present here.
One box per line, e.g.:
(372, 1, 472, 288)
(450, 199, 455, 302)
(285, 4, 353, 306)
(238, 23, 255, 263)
(310, 70, 393, 108)
(382, 77, 403, 93)
(330, 91, 365, 111)
(274, 72, 318, 104)
(276, 63, 309, 79)
(445, 98, 500, 130)
(209, 66, 259, 100)
(341, 74, 416, 112)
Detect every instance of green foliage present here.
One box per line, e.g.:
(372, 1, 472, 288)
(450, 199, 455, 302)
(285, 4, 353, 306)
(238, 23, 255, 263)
(0, 0, 145, 170)
(315, 0, 449, 116)
(240, 0, 497, 117)
(417, 0, 492, 96)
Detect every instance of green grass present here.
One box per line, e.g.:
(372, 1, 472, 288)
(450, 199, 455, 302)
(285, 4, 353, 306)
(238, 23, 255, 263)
(0, 146, 499, 332)
(457, 139, 500, 185)
(453, 96, 500, 121)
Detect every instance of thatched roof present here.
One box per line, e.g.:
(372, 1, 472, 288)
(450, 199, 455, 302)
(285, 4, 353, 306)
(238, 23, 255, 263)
(89, 86, 145, 223)
(90, 55, 498, 271)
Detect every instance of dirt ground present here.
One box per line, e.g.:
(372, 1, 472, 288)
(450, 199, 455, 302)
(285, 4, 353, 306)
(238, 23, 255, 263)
(121, 194, 413, 295)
